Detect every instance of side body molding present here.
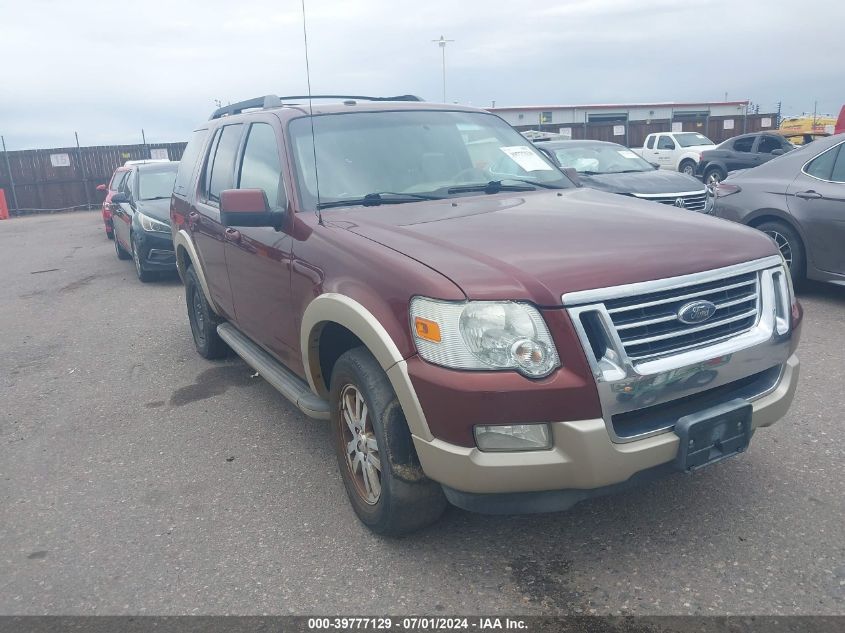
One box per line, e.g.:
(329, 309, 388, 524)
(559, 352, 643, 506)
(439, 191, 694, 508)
(301, 293, 433, 441)
(173, 229, 219, 315)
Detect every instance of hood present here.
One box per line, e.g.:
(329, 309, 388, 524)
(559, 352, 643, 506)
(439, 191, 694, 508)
(329, 188, 778, 305)
(135, 198, 171, 223)
(579, 170, 705, 195)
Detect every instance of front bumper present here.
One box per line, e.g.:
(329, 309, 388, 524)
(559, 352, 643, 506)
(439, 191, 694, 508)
(136, 230, 176, 271)
(413, 354, 799, 511)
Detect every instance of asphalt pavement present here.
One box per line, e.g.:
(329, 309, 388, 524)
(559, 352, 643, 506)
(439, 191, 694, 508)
(1, 212, 843, 615)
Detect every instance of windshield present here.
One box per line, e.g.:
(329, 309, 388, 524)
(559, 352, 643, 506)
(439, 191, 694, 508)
(550, 144, 654, 174)
(675, 132, 713, 148)
(138, 167, 178, 200)
(289, 110, 570, 210)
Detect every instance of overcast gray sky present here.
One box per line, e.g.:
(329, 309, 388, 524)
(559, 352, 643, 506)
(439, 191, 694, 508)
(1, 0, 842, 149)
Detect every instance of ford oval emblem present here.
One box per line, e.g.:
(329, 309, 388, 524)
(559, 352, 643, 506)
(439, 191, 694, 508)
(678, 300, 717, 324)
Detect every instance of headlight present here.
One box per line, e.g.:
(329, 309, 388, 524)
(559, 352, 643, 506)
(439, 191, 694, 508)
(410, 298, 560, 378)
(137, 211, 170, 233)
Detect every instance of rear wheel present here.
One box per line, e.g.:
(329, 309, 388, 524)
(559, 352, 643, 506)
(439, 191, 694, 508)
(679, 160, 696, 177)
(704, 167, 726, 185)
(756, 220, 805, 287)
(185, 265, 228, 359)
(330, 348, 446, 536)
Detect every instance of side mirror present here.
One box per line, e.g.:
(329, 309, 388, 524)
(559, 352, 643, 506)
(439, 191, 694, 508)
(220, 189, 283, 228)
(650, 162, 661, 170)
(771, 149, 785, 156)
(562, 167, 581, 185)
(96, 184, 107, 192)
(111, 192, 129, 204)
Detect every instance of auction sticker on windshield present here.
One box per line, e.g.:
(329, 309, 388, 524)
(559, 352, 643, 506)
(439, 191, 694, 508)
(499, 146, 554, 171)
(617, 149, 639, 159)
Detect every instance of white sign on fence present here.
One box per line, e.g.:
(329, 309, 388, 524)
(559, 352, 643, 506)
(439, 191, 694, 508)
(613, 125, 625, 136)
(723, 119, 735, 130)
(672, 121, 683, 133)
(150, 148, 169, 160)
(761, 117, 772, 128)
(50, 153, 70, 167)
(558, 127, 572, 139)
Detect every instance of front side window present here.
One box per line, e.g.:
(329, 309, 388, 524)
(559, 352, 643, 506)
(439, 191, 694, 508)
(657, 136, 675, 150)
(238, 123, 285, 207)
(733, 137, 754, 153)
(756, 136, 782, 154)
(830, 144, 845, 182)
(138, 167, 179, 200)
(674, 132, 713, 148)
(289, 110, 569, 211)
(805, 145, 840, 180)
(206, 124, 243, 203)
(645, 136, 655, 149)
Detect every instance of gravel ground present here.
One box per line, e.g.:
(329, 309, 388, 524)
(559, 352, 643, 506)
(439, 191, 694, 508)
(0, 211, 842, 615)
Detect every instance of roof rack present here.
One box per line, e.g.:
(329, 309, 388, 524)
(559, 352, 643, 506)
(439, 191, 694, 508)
(209, 94, 424, 120)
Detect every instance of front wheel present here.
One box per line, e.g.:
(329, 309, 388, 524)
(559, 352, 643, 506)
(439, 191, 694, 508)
(704, 167, 726, 185)
(330, 348, 446, 536)
(132, 234, 156, 283)
(756, 220, 805, 287)
(679, 160, 696, 177)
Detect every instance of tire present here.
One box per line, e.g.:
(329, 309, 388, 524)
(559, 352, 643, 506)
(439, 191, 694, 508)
(114, 233, 131, 260)
(185, 265, 228, 359)
(755, 220, 805, 287)
(704, 167, 726, 185)
(131, 234, 156, 283)
(106, 224, 114, 240)
(679, 160, 696, 177)
(330, 348, 447, 536)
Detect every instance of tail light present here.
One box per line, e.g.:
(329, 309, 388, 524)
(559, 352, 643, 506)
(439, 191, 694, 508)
(715, 183, 741, 198)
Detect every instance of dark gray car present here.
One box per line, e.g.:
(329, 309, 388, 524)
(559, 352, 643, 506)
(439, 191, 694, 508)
(536, 139, 712, 212)
(712, 133, 845, 287)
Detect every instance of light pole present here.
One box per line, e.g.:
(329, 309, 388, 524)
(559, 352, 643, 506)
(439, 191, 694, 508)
(432, 35, 454, 103)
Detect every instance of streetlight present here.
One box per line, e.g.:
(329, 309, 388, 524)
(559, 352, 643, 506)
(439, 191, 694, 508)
(432, 35, 454, 103)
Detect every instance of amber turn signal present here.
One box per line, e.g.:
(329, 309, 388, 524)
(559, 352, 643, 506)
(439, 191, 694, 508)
(414, 317, 442, 343)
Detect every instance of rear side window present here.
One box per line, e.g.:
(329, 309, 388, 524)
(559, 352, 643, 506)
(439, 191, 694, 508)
(645, 136, 654, 149)
(174, 129, 209, 197)
(805, 145, 840, 180)
(238, 123, 286, 208)
(733, 137, 754, 152)
(829, 145, 845, 183)
(206, 124, 243, 203)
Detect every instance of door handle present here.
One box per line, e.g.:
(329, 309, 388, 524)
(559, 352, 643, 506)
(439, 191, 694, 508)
(224, 228, 241, 243)
(796, 191, 822, 200)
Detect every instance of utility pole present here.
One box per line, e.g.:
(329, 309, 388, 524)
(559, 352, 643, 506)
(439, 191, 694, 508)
(1, 135, 19, 213)
(142, 128, 149, 159)
(776, 101, 782, 128)
(432, 35, 454, 103)
(75, 132, 92, 210)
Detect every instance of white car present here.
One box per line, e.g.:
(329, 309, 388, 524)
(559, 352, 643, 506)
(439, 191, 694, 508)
(634, 132, 717, 176)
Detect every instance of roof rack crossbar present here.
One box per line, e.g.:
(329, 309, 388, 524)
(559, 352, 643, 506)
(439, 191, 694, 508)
(209, 94, 423, 119)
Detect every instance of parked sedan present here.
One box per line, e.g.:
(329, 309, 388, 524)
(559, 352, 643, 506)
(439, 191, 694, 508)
(95, 166, 130, 239)
(111, 161, 179, 282)
(712, 133, 845, 287)
(537, 140, 712, 212)
(697, 132, 795, 185)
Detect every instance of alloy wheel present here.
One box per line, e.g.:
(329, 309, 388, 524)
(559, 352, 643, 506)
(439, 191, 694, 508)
(132, 238, 142, 277)
(706, 171, 722, 185)
(191, 288, 207, 345)
(339, 384, 382, 505)
(764, 230, 792, 268)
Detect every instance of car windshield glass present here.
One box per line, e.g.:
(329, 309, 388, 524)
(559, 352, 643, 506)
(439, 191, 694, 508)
(289, 110, 570, 210)
(138, 168, 178, 200)
(551, 144, 654, 174)
(675, 133, 713, 148)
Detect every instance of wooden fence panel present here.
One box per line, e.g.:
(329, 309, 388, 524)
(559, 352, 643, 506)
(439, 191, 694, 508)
(0, 142, 187, 214)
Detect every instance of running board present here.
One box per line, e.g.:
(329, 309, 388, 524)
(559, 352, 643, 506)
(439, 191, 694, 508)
(217, 323, 330, 420)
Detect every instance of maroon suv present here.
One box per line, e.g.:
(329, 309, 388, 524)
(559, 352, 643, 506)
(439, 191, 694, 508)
(171, 95, 802, 535)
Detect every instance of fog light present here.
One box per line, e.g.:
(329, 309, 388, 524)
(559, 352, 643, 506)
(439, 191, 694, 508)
(474, 423, 552, 452)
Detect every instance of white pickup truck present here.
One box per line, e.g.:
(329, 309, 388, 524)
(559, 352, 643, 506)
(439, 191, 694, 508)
(633, 132, 717, 176)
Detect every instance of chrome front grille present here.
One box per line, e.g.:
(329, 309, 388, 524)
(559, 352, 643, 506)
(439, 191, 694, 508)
(633, 191, 709, 211)
(603, 271, 760, 362)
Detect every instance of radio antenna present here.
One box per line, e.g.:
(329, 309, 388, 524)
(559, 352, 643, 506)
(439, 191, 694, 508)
(301, 0, 323, 224)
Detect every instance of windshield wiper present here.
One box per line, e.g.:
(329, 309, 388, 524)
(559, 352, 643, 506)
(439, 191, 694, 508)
(141, 196, 171, 201)
(498, 178, 566, 189)
(316, 191, 443, 210)
(607, 170, 648, 174)
(446, 180, 536, 194)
